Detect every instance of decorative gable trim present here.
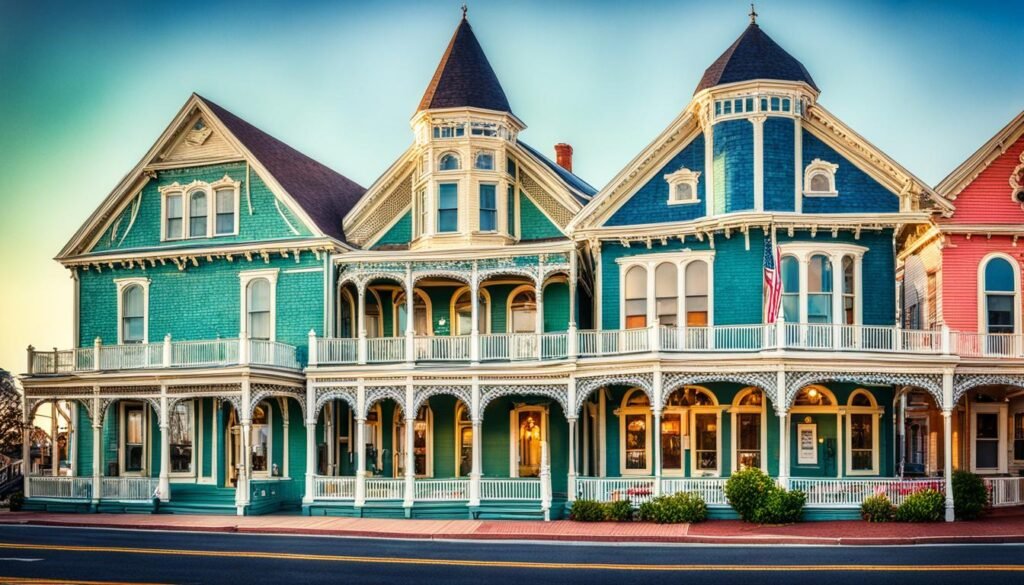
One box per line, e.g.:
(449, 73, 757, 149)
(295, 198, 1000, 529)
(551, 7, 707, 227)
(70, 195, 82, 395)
(343, 148, 417, 232)
(936, 111, 1024, 202)
(346, 167, 415, 248)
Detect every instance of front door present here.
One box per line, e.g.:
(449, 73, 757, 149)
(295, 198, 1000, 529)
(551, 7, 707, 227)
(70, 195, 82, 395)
(905, 417, 928, 475)
(515, 408, 545, 477)
(790, 414, 837, 477)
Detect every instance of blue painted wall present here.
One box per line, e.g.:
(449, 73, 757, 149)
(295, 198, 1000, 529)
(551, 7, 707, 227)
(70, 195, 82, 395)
(801, 131, 899, 214)
(764, 116, 796, 212)
(605, 133, 706, 226)
(713, 120, 753, 214)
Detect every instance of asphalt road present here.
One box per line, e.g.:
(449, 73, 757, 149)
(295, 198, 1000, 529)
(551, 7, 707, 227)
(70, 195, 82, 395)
(0, 524, 1023, 585)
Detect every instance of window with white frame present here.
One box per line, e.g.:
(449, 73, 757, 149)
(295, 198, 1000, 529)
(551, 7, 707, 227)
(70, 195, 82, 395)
(452, 287, 489, 335)
(474, 151, 495, 170)
(116, 278, 149, 345)
(169, 401, 194, 474)
(456, 401, 473, 477)
(685, 261, 709, 326)
(619, 389, 652, 475)
(732, 388, 765, 472)
(121, 402, 147, 474)
(777, 244, 865, 326)
(479, 184, 497, 231)
(807, 254, 833, 323)
(437, 183, 459, 232)
(432, 124, 465, 139)
(619, 253, 714, 330)
(438, 152, 461, 171)
(513, 405, 546, 477)
(980, 254, 1019, 335)
(804, 159, 839, 197)
(160, 177, 240, 241)
(240, 270, 277, 341)
(846, 390, 881, 475)
(664, 168, 701, 205)
(250, 402, 271, 476)
(655, 263, 678, 326)
(624, 266, 648, 329)
(781, 256, 800, 321)
(508, 286, 538, 334)
(395, 405, 432, 478)
(415, 188, 427, 236)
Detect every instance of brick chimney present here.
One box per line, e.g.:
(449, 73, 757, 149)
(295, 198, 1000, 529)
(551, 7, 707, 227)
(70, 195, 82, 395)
(554, 143, 573, 173)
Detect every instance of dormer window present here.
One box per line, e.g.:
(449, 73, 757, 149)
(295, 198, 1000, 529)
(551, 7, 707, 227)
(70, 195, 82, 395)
(439, 152, 461, 171)
(433, 124, 465, 139)
(664, 168, 701, 205)
(804, 159, 838, 197)
(474, 151, 494, 170)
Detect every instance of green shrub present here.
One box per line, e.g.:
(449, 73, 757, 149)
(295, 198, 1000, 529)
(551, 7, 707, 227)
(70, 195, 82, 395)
(894, 489, 945, 523)
(569, 498, 605, 522)
(724, 467, 776, 522)
(860, 493, 895, 522)
(952, 471, 988, 520)
(602, 499, 634, 522)
(751, 488, 806, 524)
(7, 491, 23, 512)
(637, 492, 708, 524)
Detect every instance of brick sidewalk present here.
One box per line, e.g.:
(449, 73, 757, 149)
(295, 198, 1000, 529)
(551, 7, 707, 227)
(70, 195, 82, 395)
(2, 510, 1024, 545)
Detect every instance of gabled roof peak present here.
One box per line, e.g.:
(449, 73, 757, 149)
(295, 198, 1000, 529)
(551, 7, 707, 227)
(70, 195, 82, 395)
(417, 16, 512, 114)
(695, 22, 817, 94)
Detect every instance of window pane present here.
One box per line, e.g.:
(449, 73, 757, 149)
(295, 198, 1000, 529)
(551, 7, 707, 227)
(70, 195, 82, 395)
(170, 403, 193, 473)
(249, 312, 271, 340)
(624, 414, 647, 470)
(808, 294, 832, 323)
(247, 279, 271, 311)
(985, 258, 1015, 292)
(988, 295, 1014, 333)
(438, 184, 458, 232)
(694, 413, 717, 470)
(661, 413, 682, 470)
(507, 186, 515, 235)
(439, 154, 460, 171)
(781, 256, 799, 293)
(215, 190, 234, 234)
(124, 317, 144, 343)
(123, 285, 144, 317)
(189, 192, 207, 237)
(808, 255, 832, 293)
(166, 195, 183, 238)
(625, 266, 646, 301)
(475, 152, 494, 170)
(479, 184, 496, 231)
(810, 173, 830, 192)
(686, 261, 707, 295)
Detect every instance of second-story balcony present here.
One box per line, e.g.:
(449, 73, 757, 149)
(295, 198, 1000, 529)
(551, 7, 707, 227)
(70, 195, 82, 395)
(309, 318, 958, 367)
(27, 336, 300, 375)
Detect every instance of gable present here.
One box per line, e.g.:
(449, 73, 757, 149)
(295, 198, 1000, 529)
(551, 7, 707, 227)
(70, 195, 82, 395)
(944, 132, 1024, 224)
(519, 190, 563, 240)
(371, 210, 412, 249)
(88, 162, 314, 254)
(801, 129, 899, 214)
(606, 133, 706, 227)
(346, 170, 414, 247)
(160, 115, 240, 164)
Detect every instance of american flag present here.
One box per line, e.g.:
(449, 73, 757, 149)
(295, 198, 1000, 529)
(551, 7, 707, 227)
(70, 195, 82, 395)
(763, 230, 782, 323)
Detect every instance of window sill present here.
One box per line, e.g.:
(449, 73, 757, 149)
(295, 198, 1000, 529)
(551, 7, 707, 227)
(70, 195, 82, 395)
(667, 198, 701, 206)
(803, 191, 838, 198)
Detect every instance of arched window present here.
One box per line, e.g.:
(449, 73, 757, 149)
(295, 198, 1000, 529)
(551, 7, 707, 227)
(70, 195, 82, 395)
(733, 388, 765, 471)
(781, 256, 799, 321)
(655, 263, 678, 326)
(438, 152, 461, 171)
(620, 389, 651, 475)
(189, 191, 208, 238)
(847, 390, 880, 475)
(803, 159, 838, 196)
(685, 261, 709, 326)
(807, 254, 833, 323)
(395, 290, 430, 336)
(474, 151, 494, 170)
(452, 287, 489, 335)
(983, 256, 1017, 334)
(793, 386, 834, 406)
(246, 278, 272, 340)
(395, 405, 432, 478)
(509, 287, 538, 333)
(842, 256, 855, 325)
(624, 266, 647, 329)
(121, 284, 145, 344)
(456, 401, 473, 477)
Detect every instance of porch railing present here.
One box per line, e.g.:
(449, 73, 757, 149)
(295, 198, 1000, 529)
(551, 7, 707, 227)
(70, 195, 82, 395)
(953, 332, 1024, 359)
(318, 338, 358, 364)
(985, 477, 1024, 507)
(576, 477, 657, 506)
(413, 478, 470, 501)
(313, 475, 356, 500)
(480, 333, 536, 361)
(364, 477, 405, 500)
(367, 337, 405, 363)
(248, 339, 299, 369)
(660, 477, 728, 505)
(100, 477, 159, 501)
(172, 339, 238, 367)
(479, 478, 541, 501)
(789, 478, 945, 507)
(28, 476, 93, 500)
(414, 335, 471, 361)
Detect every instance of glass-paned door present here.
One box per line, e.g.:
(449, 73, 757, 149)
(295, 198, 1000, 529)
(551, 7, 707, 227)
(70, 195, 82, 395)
(624, 414, 648, 471)
(975, 412, 1000, 470)
(124, 404, 145, 473)
(736, 413, 761, 470)
(660, 413, 682, 471)
(517, 410, 544, 477)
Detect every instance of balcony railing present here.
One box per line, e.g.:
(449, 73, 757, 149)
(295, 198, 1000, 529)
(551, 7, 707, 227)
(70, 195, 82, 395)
(789, 478, 945, 507)
(100, 477, 159, 501)
(953, 332, 1024, 359)
(28, 337, 300, 374)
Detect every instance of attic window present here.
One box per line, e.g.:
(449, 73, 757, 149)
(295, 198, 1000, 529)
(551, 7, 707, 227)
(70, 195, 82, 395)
(664, 168, 701, 205)
(439, 152, 461, 171)
(470, 122, 499, 137)
(159, 176, 241, 241)
(433, 124, 465, 139)
(804, 159, 839, 197)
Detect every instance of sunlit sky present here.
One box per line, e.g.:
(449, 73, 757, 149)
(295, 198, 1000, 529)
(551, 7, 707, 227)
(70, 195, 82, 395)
(1, 0, 1022, 376)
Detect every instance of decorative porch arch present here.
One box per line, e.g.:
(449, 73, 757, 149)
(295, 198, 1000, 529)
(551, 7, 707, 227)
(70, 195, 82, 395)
(479, 384, 569, 420)
(953, 374, 1024, 405)
(248, 384, 306, 422)
(662, 371, 779, 413)
(313, 386, 358, 420)
(411, 385, 472, 417)
(574, 373, 654, 416)
(362, 385, 407, 419)
(784, 371, 944, 410)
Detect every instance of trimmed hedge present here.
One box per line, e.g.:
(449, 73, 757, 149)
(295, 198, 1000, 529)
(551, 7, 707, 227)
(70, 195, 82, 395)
(860, 493, 895, 522)
(569, 498, 634, 522)
(894, 489, 945, 523)
(637, 492, 708, 524)
(725, 468, 805, 524)
(952, 471, 988, 520)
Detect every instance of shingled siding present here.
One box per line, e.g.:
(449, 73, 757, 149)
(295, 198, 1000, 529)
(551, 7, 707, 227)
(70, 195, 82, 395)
(518, 191, 563, 241)
(371, 210, 412, 248)
(713, 120, 754, 214)
(77, 406, 93, 477)
(90, 163, 313, 254)
(801, 131, 899, 214)
(599, 233, 763, 330)
(764, 116, 796, 212)
(780, 229, 896, 326)
(605, 134, 706, 227)
(77, 254, 324, 364)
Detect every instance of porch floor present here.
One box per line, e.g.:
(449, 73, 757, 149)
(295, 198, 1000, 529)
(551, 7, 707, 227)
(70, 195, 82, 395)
(3, 508, 1024, 545)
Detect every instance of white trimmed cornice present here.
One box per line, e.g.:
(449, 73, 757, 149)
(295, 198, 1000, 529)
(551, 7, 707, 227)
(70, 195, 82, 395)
(335, 239, 575, 265)
(59, 237, 343, 271)
(935, 111, 1024, 201)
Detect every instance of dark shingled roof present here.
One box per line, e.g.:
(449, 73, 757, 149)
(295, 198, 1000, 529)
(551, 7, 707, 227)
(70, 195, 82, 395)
(518, 141, 597, 203)
(417, 17, 512, 113)
(199, 95, 366, 242)
(695, 24, 817, 94)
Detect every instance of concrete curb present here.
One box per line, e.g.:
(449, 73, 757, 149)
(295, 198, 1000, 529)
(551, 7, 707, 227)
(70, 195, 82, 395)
(4, 518, 1024, 546)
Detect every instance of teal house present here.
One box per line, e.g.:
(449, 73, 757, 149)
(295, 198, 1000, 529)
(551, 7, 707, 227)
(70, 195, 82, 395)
(20, 12, 1017, 522)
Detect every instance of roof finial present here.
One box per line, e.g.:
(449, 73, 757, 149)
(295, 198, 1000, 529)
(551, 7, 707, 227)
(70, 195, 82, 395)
(749, 3, 758, 24)
(461, 3, 468, 20)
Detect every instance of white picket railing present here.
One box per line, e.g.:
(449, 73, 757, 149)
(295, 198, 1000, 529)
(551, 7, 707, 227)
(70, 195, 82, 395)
(481, 333, 533, 361)
(414, 478, 470, 501)
(576, 477, 657, 506)
(954, 333, 1024, 359)
(539, 332, 568, 360)
(479, 478, 541, 501)
(577, 328, 649, 357)
(414, 335, 471, 361)
(661, 478, 728, 505)
(367, 337, 405, 363)
(985, 477, 1024, 507)
(313, 475, 356, 500)
(172, 339, 237, 367)
(249, 339, 299, 369)
(98, 344, 161, 370)
(789, 478, 945, 507)
(100, 477, 159, 501)
(28, 476, 93, 500)
(317, 338, 358, 364)
(364, 477, 405, 500)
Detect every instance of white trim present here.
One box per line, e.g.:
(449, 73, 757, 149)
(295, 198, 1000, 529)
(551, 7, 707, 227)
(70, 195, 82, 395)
(970, 402, 1008, 474)
(978, 252, 1021, 335)
(803, 159, 839, 197)
(450, 286, 492, 335)
(118, 401, 149, 477)
(167, 399, 197, 478)
(730, 387, 768, 474)
(158, 176, 241, 242)
(393, 403, 433, 478)
(616, 250, 716, 330)
(689, 406, 723, 478)
(618, 388, 653, 475)
(239, 269, 279, 341)
(114, 277, 150, 345)
(510, 404, 547, 478)
(506, 284, 539, 334)
(778, 243, 866, 326)
(844, 390, 882, 476)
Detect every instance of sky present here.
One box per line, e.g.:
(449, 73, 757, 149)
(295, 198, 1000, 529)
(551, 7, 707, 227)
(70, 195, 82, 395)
(0, 0, 1022, 377)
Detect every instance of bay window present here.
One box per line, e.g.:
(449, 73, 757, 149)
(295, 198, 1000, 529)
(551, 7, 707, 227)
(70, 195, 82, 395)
(438, 183, 459, 233)
(655, 263, 678, 326)
(479, 184, 497, 231)
(776, 244, 865, 327)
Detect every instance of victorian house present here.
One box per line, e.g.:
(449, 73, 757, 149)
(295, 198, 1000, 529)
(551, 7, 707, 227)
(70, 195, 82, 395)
(18, 12, 1024, 520)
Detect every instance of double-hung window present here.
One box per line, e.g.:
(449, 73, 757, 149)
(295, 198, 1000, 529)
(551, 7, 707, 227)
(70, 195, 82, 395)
(121, 285, 145, 344)
(807, 254, 833, 323)
(165, 194, 183, 239)
(478, 184, 496, 231)
(215, 189, 235, 235)
(437, 183, 459, 233)
(246, 278, 272, 340)
(189, 191, 208, 238)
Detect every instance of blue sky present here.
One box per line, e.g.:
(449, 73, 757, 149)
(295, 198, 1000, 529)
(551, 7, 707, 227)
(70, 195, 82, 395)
(0, 0, 1021, 374)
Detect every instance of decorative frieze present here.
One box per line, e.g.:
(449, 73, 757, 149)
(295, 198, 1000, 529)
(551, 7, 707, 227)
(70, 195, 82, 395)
(953, 374, 1024, 405)
(784, 371, 944, 410)
(575, 373, 653, 415)
(663, 371, 778, 412)
(479, 384, 568, 418)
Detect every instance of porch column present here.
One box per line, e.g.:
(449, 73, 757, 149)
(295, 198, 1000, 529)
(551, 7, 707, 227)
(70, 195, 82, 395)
(778, 409, 790, 489)
(22, 423, 31, 498)
(92, 395, 101, 504)
(303, 383, 316, 505)
(568, 248, 578, 327)
(281, 400, 290, 478)
(470, 263, 480, 364)
(403, 383, 415, 509)
(158, 390, 170, 502)
(835, 409, 844, 478)
(325, 402, 334, 475)
(211, 399, 219, 487)
(567, 417, 578, 502)
(942, 371, 954, 522)
(236, 379, 252, 513)
(831, 251, 843, 350)
(652, 370, 663, 496)
(535, 278, 545, 360)
(354, 416, 367, 507)
(593, 240, 603, 332)
(468, 378, 481, 508)
(357, 284, 367, 365)
(405, 268, 415, 365)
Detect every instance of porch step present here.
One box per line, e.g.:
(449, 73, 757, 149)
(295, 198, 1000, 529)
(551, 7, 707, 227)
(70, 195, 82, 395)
(471, 501, 547, 520)
(21, 498, 94, 514)
(409, 501, 471, 519)
(158, 484, 238, 515)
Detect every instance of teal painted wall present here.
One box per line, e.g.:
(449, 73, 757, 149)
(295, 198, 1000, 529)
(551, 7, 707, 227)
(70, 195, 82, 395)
(542, 282, 569, 333)
(518, 191, 563, 241)
(429, 396, 457, 478)
(201, 399, 212, 478)
(90, 163, 312, 254)
(371, 210, 412, 248)
(77, 406, 93, 477)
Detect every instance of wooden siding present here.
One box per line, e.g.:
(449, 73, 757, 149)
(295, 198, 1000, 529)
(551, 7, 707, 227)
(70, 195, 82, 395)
(940, 235, 1024, 332)
(941, 134, 1024, 224)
